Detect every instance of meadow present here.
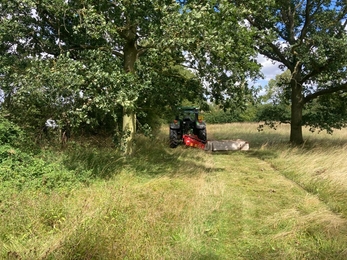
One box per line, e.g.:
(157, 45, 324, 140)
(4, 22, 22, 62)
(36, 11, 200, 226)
(1, 123, 347, 259)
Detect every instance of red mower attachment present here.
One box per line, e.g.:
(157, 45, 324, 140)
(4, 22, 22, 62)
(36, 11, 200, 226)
(182, 134, 250, 151)
(182, 134, 206, 150)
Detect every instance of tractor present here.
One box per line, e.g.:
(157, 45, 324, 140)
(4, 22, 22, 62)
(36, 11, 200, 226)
(169, 107, 207, 148)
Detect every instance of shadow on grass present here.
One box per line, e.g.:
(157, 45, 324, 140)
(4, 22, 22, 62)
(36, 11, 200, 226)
(216, 123, 347, 151)
(219, 128, 347, 160)
(62, 136, 222, 180)
(61, 128, 346, 181)
(245, 150, 280, 160)
(126, 137, 226, 178)
(188, 252, 220, 260)
(300, 137, 347, 151)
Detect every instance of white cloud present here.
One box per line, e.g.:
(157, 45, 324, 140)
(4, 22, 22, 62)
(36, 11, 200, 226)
(256, 54, 283, 87)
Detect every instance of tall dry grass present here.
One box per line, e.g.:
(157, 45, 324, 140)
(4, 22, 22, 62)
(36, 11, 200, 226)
(1, 123, 347, 259)
(208, 122, 347, 216)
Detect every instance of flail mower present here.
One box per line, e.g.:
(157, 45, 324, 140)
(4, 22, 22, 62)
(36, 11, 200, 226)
(169, 107, 249, 151)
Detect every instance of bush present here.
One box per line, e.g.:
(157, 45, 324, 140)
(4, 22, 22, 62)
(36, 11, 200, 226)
(0, 160, 91, 191)
(0, 118, 91, 191)
(203, 105, 258, 124)
(0, 117, 24, 146)
(0, 145, 90, 191)
(203, 110, 239, 124)
(255, 103, 291, 124)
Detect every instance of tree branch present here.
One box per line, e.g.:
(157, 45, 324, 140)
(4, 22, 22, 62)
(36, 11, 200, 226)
(246, 14, 293, 70)
(69, 44, 124, 58)
(301, 57, 333, 83)
(136, 43, 157, 57)
(259, 42, 293, 70)
(112, 50, 123, 57)
(299, 0, 312, 41)
(303, 83, 347, 104)
(136, 48, 148, 57)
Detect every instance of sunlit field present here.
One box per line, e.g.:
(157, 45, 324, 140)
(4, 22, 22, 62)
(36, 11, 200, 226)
(209, 122, 347, 216)
(1, 123, 347, 259)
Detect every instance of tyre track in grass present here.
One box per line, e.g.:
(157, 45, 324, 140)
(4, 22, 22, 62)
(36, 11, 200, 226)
(201, 151, 347, 259)
(247, 148, 347, 219)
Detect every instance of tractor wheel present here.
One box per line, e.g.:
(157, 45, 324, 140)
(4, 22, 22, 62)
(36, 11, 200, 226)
(169, 129, 179, 148)
(197, 128, 207, 143)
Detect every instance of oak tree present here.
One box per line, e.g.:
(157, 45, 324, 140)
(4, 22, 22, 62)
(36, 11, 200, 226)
(1, 0, 261, 152)
(236, 0, 347, 143)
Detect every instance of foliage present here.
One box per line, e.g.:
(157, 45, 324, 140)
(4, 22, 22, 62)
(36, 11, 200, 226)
(303, 92, 347, 133)
(203, 103, 258, 124)
(0, 145, 90, 191)
(0, 118, 87, 191)
(203, 109, 237, 124)
(256, 104, 291, 130)
(0, 117, 24, 147)
(0, 0, 261, 147)
(259, 70, 292, 105)
(3, 0, 347, 148)
(259, 69, 347, 134)
(257, 70, 291, 128)
(175, 1, 262, 108)
(237, 0, 347, 143)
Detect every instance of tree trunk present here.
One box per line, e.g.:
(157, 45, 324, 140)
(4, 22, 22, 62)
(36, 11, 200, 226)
(122, 107, 136, 154)
(290, 78, 304, 144)
(121, 39, 138, 154)
(124, 40, 137, 73)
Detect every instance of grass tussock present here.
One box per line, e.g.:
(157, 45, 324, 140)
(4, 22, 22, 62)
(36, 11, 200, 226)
(1, 123, 347, 259)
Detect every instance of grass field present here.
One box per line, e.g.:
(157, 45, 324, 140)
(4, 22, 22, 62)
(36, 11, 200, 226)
(1, 123, 347, 259)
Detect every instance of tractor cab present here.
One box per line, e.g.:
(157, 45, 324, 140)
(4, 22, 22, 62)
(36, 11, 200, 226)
(169, 107, 207, 148)
(169, 106, 250, 151)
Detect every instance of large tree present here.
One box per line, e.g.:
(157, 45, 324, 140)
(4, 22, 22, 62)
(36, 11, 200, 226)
(1, 0, 194, 153)
(1, 0, 261, 152)
(237, 0, 347, 143)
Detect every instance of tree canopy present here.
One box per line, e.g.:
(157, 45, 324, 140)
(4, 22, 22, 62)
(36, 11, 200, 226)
(237, 0, 347, 143)
(0, 0, 261, 152)
(4, 0, 346, 147)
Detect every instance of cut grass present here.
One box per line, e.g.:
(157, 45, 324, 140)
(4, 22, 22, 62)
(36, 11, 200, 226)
(1, 123, 347, 259)
(209, 123, 347, 217)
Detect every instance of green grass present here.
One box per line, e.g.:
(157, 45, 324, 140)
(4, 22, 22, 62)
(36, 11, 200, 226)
(1, 123, 347, 259)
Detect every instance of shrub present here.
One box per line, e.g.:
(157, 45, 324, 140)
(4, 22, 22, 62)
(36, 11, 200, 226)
(202, 104, 258, 124)
(0, 143, 91, 191)
(0, 117, 24, 146)
(0, 149, 91, 191)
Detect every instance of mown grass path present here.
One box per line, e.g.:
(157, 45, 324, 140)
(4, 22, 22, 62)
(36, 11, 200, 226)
(197, 151, 347, 259)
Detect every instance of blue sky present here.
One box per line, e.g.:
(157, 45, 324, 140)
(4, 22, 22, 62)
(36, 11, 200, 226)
(255, 54, 283, 88)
